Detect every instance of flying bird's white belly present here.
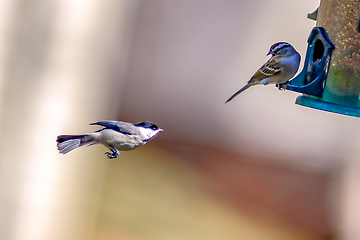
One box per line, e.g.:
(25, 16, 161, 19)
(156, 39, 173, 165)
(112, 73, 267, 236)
(94, 129, 145, 151)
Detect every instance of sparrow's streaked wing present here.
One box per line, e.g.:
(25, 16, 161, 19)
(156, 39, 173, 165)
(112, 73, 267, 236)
(251, 57, 282, 81)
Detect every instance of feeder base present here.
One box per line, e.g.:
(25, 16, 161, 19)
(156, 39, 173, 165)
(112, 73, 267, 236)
(295, 95, 360, 117)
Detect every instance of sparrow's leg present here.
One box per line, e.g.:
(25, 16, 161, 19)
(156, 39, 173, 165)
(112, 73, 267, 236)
(276, 83, 287, 90)
(105, 146, 120, 159)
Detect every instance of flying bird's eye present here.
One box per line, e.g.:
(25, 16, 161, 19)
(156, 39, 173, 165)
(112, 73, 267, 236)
(151, 125, 158, 130)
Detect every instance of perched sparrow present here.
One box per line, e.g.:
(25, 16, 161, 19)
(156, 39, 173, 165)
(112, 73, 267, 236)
(225, 42, 300, 103)
(57, 120, 163, 159)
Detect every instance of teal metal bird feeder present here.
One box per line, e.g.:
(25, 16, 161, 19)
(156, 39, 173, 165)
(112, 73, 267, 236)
(282, 0, 360, 117)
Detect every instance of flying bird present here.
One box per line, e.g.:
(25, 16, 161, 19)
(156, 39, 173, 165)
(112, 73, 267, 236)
(57, 120, 163, 159)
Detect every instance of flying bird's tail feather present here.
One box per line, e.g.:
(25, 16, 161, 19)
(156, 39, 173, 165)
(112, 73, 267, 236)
(225, 82, 255, 103)
(56, 134, 95, 154)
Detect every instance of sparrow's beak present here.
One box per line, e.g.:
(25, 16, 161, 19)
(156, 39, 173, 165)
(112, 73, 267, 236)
(266, 50, 272, 56)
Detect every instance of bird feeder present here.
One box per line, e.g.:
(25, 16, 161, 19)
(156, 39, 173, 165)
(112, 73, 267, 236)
(282, 0, 360, 117)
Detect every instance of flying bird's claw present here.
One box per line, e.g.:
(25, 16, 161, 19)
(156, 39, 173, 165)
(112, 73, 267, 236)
(105, 148, 120, 159)
(105, 152, 115, 159)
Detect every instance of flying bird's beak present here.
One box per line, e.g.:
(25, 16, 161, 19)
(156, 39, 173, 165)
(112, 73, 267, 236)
(266, 50, 272, 56)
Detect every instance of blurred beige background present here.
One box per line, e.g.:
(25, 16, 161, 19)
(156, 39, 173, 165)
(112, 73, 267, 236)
(0, 0, 358, 239)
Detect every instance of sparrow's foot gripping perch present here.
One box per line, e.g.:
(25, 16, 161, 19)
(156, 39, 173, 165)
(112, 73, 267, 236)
(105, 147, 120, 159)
(276, 82, 288, 91)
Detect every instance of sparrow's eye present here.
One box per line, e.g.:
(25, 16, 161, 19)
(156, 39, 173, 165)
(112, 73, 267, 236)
(151, 125, 158, 130)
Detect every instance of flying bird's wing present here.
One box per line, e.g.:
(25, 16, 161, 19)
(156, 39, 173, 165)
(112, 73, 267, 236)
(90, 121, 140, 135)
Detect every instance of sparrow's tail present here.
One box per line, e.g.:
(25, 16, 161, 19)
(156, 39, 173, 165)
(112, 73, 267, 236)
(56, 134, 96, 154)
(225, 82, 255, 103)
